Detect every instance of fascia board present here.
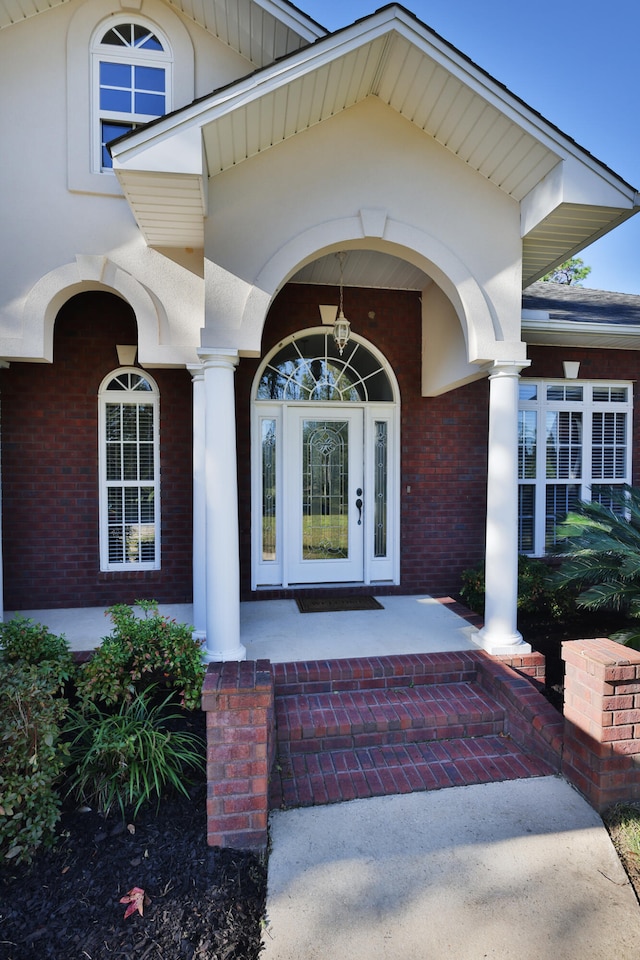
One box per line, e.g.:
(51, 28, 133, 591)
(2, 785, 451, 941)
(251, 0, 327, 41)
(522, 317, 640, 348)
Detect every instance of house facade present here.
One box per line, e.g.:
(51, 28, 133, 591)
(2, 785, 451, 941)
(1, 0, 638, 660)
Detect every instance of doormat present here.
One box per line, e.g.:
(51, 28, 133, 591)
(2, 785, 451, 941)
(296, 596, 384, 613)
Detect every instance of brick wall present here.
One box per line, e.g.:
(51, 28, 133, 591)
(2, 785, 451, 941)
(563, 637, 640, 811)
(202, 660, 275, 849)
(2, 291, 193, 610)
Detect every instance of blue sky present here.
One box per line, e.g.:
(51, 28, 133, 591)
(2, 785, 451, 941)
(300, 0, 640, 293)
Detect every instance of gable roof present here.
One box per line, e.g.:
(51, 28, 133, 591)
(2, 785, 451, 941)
(522, 281, 640, 350)
(0, 0, 325, 64)
(110, 3, 639, 284)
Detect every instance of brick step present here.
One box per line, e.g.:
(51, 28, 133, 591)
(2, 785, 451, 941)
(269, 735, 555, 810)
(275, 681, 505, 755)
(273, 652, 478, 698)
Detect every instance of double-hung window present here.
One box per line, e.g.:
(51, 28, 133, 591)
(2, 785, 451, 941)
(99, 369, 160, 571)
(518, 380, 632, 555)
(92, 21, 171, 172)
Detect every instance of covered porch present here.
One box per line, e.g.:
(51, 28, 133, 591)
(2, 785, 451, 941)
(4, 595, 482, 660)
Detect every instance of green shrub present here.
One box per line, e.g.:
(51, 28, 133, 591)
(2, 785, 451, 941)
(0, 615, 74, 690)
(64, 688, 205, 818)
(554, 485, 640, 647)
(459, 555, 572, 621)
(76, 601, 205, 711)
(0, 662, 69, 864)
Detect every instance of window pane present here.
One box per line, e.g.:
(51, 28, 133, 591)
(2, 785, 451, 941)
(518, 485, 535, 553)
(122, 406, 137, 441)
(261, 420, 277, 561)
(138, 405, 154, 440)
(519, 383, 537, 401)
(101, 88, 132, 112)
(546, 411, 582, 479)
(139, 444, 154, 481)
(139, 489, 155, 523)
(135, 92, 165, 116)
(592, 411, 627, 481)
(518, 410, 536, 479)
(123, 443, 138, 480)
(547, 385, 583, 401)
(133, 24, 163, 50)
(593, 386, 628, 402)
(302, 420, 349, 560)
(106, 444, 121, 481)
(135, 65, 165, 92)
(100, 60, 131, 87)
(374, 421, 388, 557)
(545, 484, 579, 550)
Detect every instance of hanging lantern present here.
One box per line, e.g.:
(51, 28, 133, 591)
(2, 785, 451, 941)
(333, 252, 351, 356)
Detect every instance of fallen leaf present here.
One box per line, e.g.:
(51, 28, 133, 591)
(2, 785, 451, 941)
(119, 886, 149, 919)
(127, 823, 136, 835)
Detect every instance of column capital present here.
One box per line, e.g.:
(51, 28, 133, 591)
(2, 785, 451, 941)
(187, 362, 205, 382)
(485, 359, 531, 380)
(197, 348, 240, 370)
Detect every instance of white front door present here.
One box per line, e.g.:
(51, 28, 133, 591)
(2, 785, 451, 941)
(286, 407, 364, 584)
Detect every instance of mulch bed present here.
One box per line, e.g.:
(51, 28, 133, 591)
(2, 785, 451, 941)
(0, 716, 266, 960)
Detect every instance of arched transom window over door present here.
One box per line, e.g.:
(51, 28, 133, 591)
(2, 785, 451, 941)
(252, 330, 400, 589)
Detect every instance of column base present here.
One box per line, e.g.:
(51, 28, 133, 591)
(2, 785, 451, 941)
(478, 627, 531, 657)
(202, 642, 247, 664)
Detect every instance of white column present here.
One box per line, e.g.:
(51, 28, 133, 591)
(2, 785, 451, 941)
(198, 349, 246, 662)
(478, 361, 532, 656)
(188, 364, 206, 643)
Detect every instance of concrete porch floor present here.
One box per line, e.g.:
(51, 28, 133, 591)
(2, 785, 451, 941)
(4, 595, 482, 661)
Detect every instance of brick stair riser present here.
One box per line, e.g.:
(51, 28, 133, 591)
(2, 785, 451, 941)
(278, 718, 505, 756)
(274, 670, 478, 697)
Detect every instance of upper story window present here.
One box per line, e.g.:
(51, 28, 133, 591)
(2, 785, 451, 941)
(92, 20, 172, 172)
(518, 380, 633, 556)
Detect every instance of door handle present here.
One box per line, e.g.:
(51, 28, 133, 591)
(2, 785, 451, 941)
(356, 488, 363, 525)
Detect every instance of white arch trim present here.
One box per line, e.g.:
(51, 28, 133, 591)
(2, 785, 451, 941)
(240, 215, 526, 364)
(17, 256, 193, 366)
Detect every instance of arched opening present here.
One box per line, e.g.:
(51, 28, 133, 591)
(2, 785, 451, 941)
(251, 328, 400, 589)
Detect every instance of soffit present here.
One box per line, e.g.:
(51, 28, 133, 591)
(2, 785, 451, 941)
(291, 250, 429, 290)
(0, 0, 323, 61)
(199, 26, 561, 198)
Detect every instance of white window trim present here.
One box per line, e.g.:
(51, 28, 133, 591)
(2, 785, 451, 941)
(91, 17, 173, 175)
(519, 378, 633, 557)
(67, 0, 193, 196)
(98, 367, 161, 572)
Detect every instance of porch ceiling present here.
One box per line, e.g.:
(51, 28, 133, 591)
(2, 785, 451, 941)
(111, 6, 639, 286)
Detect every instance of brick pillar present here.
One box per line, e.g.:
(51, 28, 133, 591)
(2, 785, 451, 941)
(563, 637, 640, 811)
(201, 659, 274, 850)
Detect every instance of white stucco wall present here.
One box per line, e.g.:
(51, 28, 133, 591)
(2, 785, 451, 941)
(202, 97, 526, 365)
(0, 0, 253, 364)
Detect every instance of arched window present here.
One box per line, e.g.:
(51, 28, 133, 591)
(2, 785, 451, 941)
(257, 331, 394, 402)
(92, 20, 172, 172)
(98, 369, 160, 570)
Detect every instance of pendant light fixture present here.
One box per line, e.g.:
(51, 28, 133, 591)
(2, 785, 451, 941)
(333, 251, 351, 356)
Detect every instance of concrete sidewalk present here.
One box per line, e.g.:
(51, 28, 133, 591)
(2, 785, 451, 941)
(263, 777, 640, 960)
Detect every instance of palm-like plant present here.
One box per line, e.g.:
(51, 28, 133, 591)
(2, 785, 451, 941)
(553, 484, 640, 648)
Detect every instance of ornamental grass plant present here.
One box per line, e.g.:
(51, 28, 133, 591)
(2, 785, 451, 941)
(64, 687, 205, 817)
